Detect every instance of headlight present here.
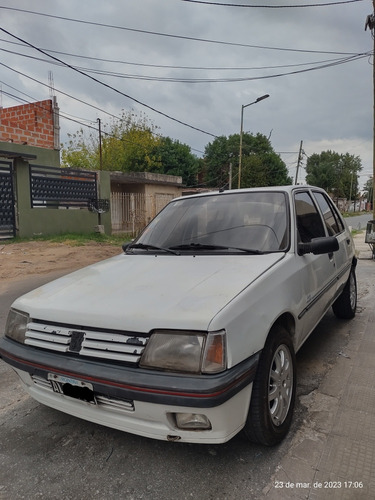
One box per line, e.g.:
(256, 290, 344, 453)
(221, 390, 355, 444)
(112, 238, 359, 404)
(5, 309, 29, 344)
(140, 329, 226, 374)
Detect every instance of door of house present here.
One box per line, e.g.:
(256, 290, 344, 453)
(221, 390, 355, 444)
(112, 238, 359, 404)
(0, 161, 16, 239)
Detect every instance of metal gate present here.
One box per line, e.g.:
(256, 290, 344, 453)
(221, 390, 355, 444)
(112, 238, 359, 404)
(0, 161, 16, 239)
(111, 192, 175, 235)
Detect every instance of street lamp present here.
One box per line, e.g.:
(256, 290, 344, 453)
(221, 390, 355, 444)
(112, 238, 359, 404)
(238, 94, 270, 189)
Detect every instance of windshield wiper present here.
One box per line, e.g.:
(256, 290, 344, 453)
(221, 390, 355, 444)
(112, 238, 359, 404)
(170, 243, 263, 254)
(126, 243, 180, 255)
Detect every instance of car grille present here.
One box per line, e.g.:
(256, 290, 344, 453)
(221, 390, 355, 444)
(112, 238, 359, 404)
(31, 375, 135, 412)
(25, 321, 149, 364)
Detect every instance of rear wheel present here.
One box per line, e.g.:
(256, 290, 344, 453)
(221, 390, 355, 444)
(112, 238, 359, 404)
(244, 325, 296, 446)
(332, 267, 357, 319)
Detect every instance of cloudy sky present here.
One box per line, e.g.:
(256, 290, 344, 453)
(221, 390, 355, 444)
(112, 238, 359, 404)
(0, 0, 373, 187)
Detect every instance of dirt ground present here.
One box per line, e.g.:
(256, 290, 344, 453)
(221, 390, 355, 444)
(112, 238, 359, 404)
(0, 240, 122, 282)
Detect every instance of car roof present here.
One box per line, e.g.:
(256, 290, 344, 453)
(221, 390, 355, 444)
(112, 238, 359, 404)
(178, 185, 324, 201)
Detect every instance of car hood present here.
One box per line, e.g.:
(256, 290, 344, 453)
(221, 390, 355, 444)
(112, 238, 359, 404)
(13, 253, 285, 332)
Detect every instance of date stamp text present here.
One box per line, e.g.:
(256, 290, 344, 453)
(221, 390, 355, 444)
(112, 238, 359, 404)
(274, 481, 364, 490)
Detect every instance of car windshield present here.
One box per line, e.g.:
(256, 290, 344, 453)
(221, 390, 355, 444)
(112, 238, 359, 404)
(134, 191, 289, 253)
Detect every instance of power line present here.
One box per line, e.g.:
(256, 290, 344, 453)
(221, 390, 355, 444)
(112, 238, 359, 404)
(0, 6, 362, 56)
(0, 72, 189, 147)
(0, 62, 126, 122)
(0, 44, 369, 85)
(0, 27, 217, 138)
(1, 80, 206, 155)
(179, 0, 364, 7)
(78, 54, 371, 83)
(0, 38, 362, 72)
(1, 66, 184, 147)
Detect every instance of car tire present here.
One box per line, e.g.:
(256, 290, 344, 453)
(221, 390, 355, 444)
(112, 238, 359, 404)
(332, 266, 357, 319)
(243, 325, 296, 446)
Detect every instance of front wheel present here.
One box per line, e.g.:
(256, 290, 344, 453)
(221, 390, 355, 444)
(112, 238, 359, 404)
(332, 266, 357, 319)
(243, 325, 296, 446)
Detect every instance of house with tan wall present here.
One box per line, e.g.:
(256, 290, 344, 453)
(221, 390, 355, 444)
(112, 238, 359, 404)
(110, 171, 183, 234)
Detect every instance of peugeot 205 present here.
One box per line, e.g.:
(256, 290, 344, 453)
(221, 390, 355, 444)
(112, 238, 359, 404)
(0, 186, 357, 446)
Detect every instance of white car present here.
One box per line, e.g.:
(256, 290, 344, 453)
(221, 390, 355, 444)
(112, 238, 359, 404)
(0, 186, 357, 446)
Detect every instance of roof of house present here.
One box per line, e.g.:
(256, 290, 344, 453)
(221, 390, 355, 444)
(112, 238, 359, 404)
(110, 171, 183, 187)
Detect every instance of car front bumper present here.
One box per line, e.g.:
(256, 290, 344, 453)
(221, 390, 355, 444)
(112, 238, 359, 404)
(0, 337, 259, 443)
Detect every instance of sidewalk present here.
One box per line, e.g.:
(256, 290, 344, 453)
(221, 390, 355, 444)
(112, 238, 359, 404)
(261, 232, 375, 500)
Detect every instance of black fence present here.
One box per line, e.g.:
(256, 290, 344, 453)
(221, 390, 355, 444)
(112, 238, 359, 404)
(0, 161, 15, 239)
(30, 165, 97, 209)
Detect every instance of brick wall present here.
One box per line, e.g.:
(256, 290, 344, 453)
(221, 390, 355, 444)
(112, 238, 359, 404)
(0, 100, 58, 149)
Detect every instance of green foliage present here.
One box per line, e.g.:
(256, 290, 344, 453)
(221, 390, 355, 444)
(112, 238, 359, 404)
(364, 177, 373, 193)
(202, 136, 230, 188)
(2, 232, 131, 246)
(153, 137, 199, 186)
(61, 128, 99, 170)
(61, 111, 163, 172)
(103, 124, 162, 173)
(305, 150, 362, 199)
(203, 133, 292, 188)
(61, 110, 199, 185)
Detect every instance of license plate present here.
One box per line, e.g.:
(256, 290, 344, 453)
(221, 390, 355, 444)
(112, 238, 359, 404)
(48, 373, 96, 404)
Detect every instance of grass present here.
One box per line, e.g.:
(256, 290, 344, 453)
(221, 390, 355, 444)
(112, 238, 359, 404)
(1, 232, 133, 246)
(341, 211, 368, 218)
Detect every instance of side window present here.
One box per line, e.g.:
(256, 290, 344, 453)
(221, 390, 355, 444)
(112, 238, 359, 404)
(294, 192, 325, 243)
(313, 192, 344, 236)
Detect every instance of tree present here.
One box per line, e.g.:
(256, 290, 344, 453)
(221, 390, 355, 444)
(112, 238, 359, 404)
(61, 111, 160, 172)
(61, 128, 99, 170)
(203, 136, 232, 188)
(203, 132, 292, 188)
(61, 111, 199, 185)
(153, 137, 199, 186)
(338, 153, 362, 200)
(102, 117, 162, 173)
(305, 150, 362, 199)
(61, 111, 162, 172)
(304, 151, 338, 193)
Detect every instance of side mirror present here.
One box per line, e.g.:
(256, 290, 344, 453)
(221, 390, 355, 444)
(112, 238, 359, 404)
(122, 242, 131, 252)
(298, 236, 339, 256)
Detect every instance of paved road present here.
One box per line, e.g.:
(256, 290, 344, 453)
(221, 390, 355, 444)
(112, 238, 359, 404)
(346, 212, 373, 230)
(0, 261, 371, 500)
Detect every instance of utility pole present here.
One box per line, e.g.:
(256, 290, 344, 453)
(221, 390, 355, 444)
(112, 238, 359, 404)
(295, 140, 303, 185)
(97, 118, 103, 171)
(365, 3, 375, 218)
(373, 1, 375, 218)
(96, 118, 103, 229)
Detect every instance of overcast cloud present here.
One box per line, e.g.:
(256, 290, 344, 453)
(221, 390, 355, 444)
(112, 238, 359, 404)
(0, 0, 373, 186)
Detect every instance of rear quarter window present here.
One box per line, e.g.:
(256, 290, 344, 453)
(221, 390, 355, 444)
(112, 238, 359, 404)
(312, 191, 344, 236)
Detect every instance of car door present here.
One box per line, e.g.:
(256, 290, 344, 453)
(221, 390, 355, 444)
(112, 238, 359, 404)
(311, 190, 352, 290)
(293, 190, 338, 347)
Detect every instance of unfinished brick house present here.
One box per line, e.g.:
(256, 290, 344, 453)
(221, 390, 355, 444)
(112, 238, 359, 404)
(0, 98, 60, 149)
